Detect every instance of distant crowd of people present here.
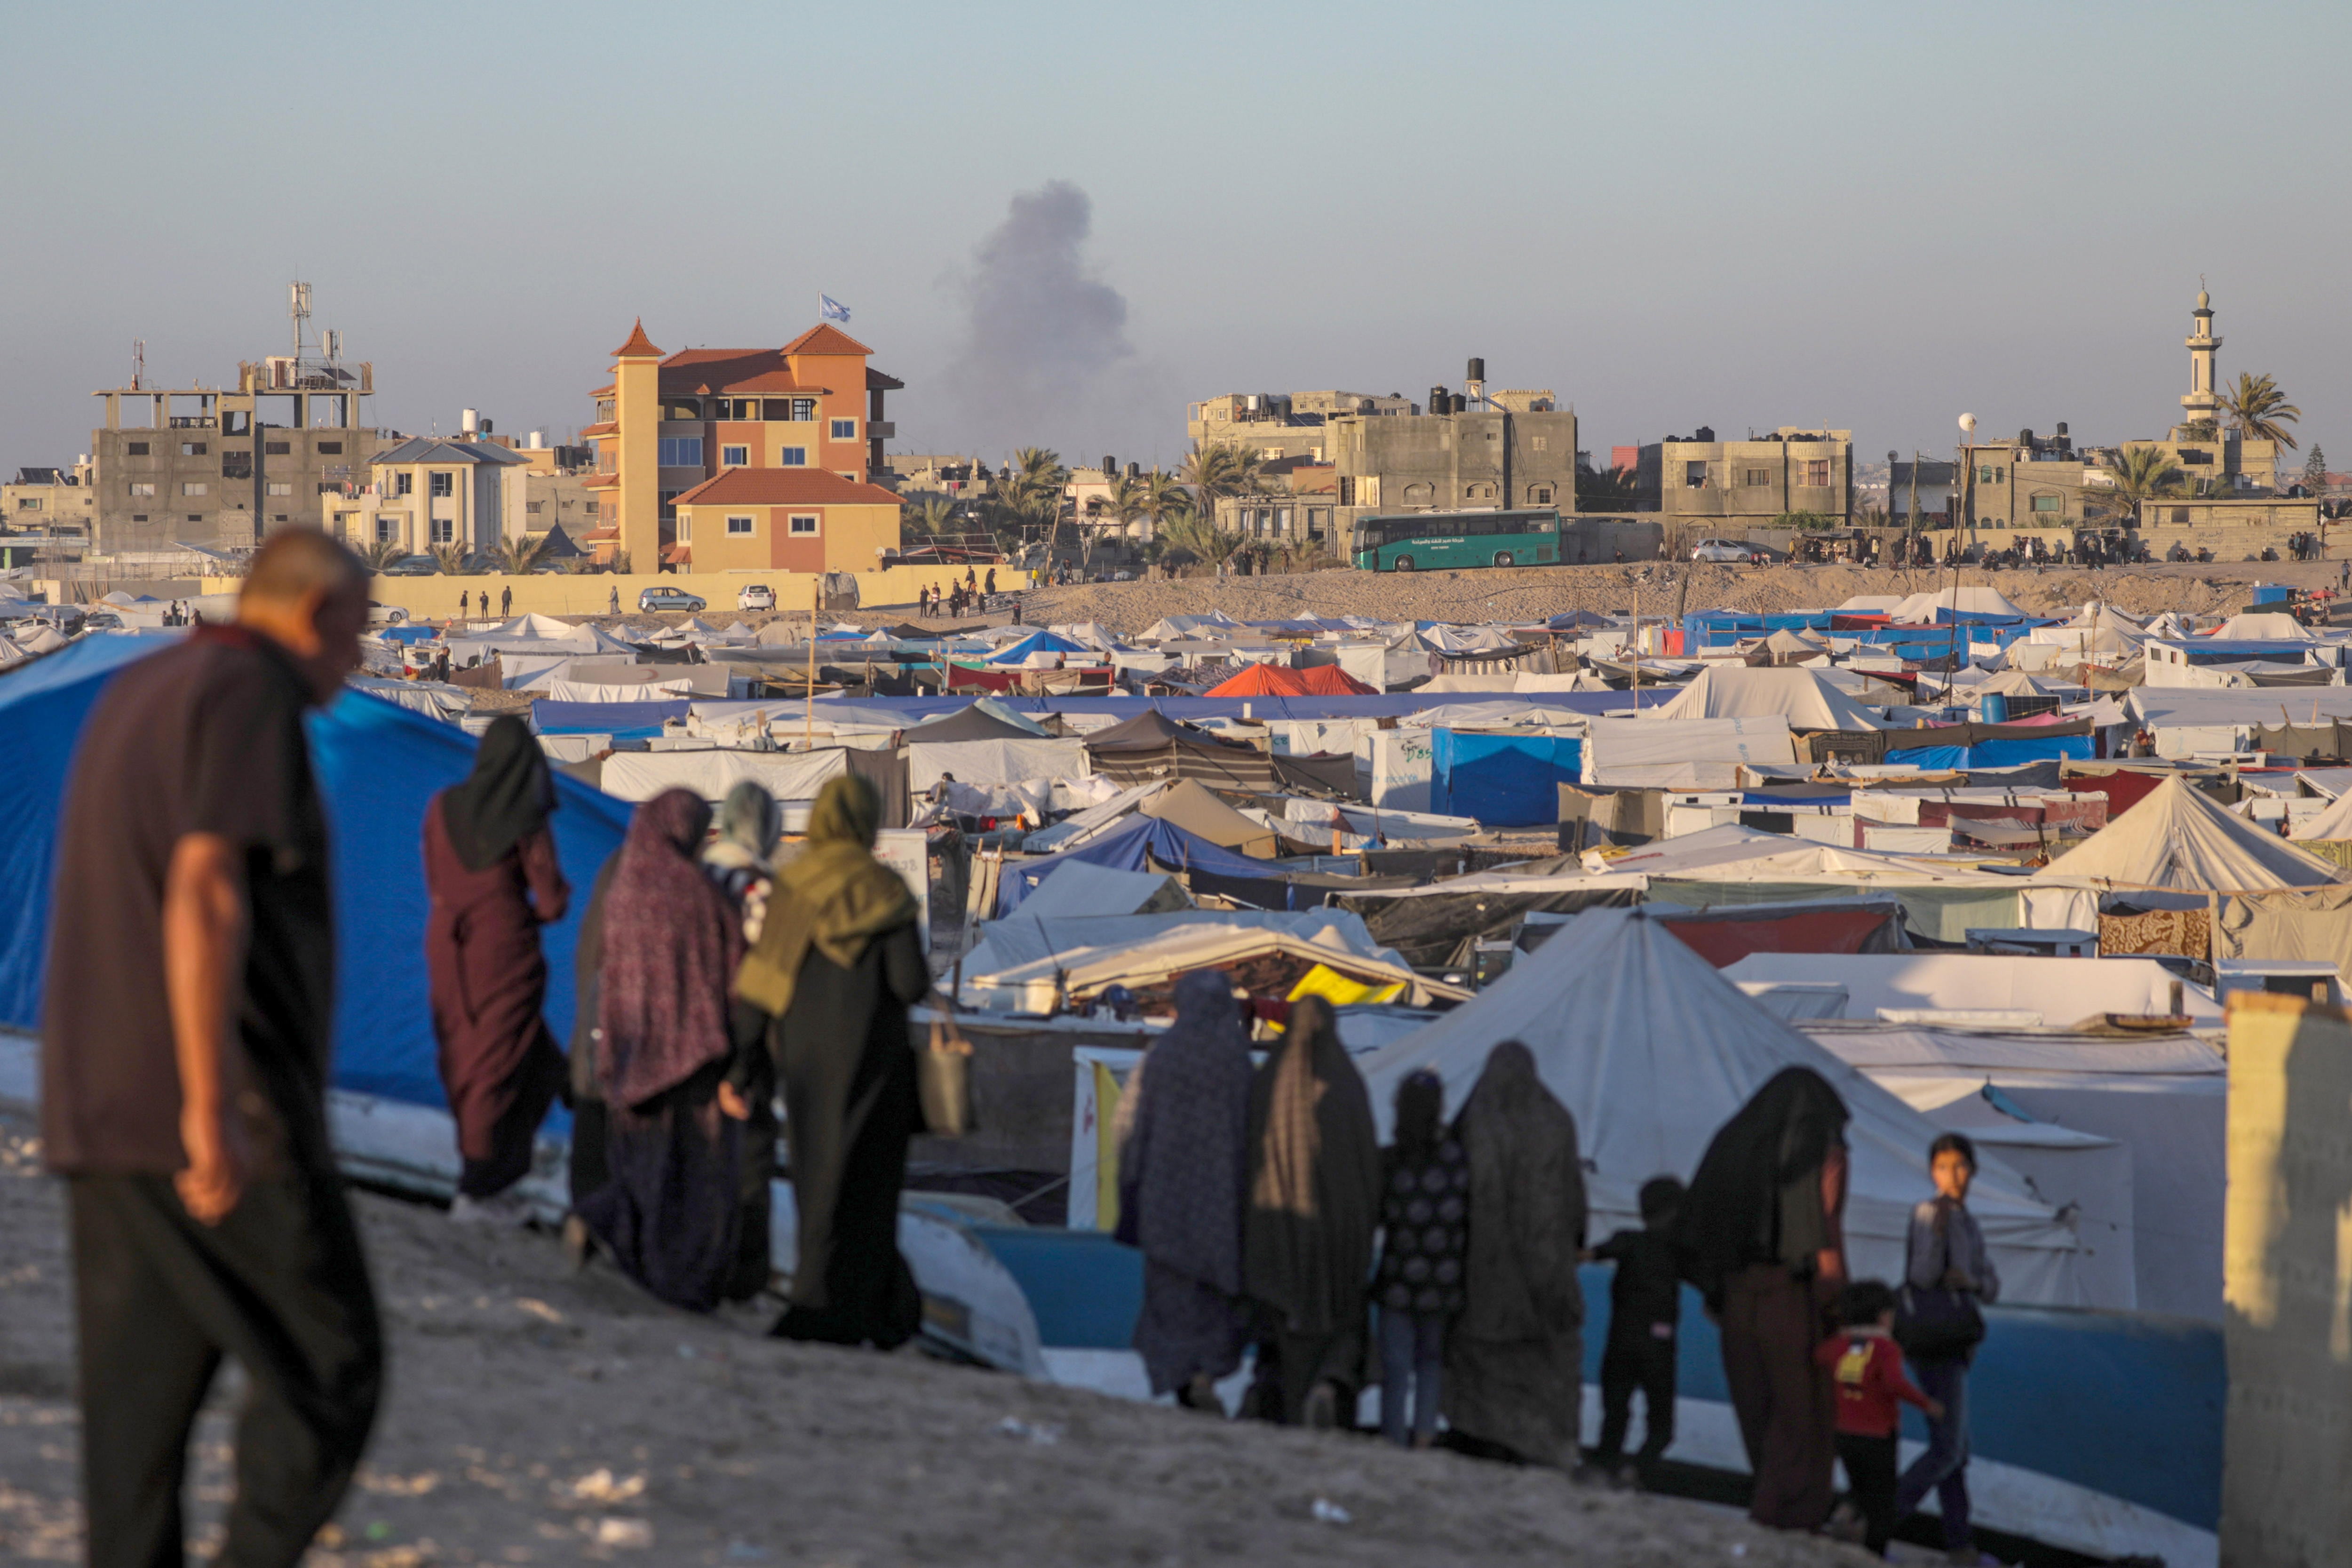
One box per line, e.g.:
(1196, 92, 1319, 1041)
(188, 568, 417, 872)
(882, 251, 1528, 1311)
(1114, 987, 1998, 1560)
(921, 566, 996, 620)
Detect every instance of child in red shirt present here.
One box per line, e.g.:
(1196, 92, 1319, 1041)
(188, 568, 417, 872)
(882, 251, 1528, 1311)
(1818, 1280, 1943, 1556)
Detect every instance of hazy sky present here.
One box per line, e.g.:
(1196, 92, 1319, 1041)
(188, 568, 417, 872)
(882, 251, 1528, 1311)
(8, 0, 2349, 476)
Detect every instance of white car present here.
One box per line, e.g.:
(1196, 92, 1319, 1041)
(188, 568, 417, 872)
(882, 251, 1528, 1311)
(738, 584, 776, 611)
(1690, 539, 1757, 564)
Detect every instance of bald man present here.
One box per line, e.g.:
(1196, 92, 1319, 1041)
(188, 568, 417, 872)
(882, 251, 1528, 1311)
(44, 528, 381, 1568)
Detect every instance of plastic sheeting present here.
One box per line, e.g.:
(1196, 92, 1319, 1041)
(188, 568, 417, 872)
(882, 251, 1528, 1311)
(957, 908, 1436, 1011)
(2037, 775, 2344, 891)
(1583, 714, 1795, 786)
(1640, 666, 1886, 730)
(601, 746, 850, 804)
(993, 813, 1275, 917)
(0, 635, 631, 1114)
(906, 736, 1089, 792)
(1719, 953, 2225, 1027)
(1430, 729, 1583, 826)
(1359, 908, 2091, 1305)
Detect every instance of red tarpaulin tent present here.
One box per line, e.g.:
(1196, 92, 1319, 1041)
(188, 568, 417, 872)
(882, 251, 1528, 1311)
(1202, 662, 1375, 698)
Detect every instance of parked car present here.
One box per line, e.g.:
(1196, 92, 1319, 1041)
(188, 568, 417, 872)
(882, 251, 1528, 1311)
(738, 584, 776, 611)
(638, 586, 707, 613)
(1690, 539, 1757, 564)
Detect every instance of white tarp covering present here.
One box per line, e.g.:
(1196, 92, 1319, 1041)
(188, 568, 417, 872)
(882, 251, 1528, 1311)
(905, 736, 1088, 792)
(1718, 953, 2224, 1027)
(601, 746, 850, 804)
(1889, 586, 2031, 623)
(1584, 715, 1796, 787)
(538, 676, 699, 703)
(1640, 666, 1885, 730)
(2034, 775, 2344, 890)
(955, 908, 1451, 1011)
(1803, 1020, 2225, 1318)
(346, 678, 470, 722)
(2289, 786, 2352, 840)
(1359, 908, 2091, 1305)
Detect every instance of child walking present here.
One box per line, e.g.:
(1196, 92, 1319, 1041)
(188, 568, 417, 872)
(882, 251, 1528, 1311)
(1590, 1176, 1686, 1486)
(1820, 1280, 1942, 1556)
(1894, 1132, 1999, 1564)
(1373, 1070, 1469, 1448)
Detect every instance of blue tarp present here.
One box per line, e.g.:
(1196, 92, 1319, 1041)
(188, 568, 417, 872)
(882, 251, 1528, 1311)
(531, 697, 690, 737)
(0, 637, 632, 1113)
(994, 813, 1275, 918)
(1968, 733, 2095, 768)
(741, 692, 1624, 726)
(1431, 730, 1583, 826)
(985, 630, 1090, 665)
(968, 1231, 2224, 1538)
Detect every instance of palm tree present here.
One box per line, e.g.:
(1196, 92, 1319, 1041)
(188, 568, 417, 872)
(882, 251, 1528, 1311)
(1139, 467, 1188, 541)
(2096, 446, 2186, 525)
(427, 542, 469, 576)
(493, 535, 546, 576)
(2221, 371, 2302, 450)
(904, 495, 959, 539)
(1158, 508, 1242, 571)
(360, 538, 406, 571)
(1177, 443, 1257, 537)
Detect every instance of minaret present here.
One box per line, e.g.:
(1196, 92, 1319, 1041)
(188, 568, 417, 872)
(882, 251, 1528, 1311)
(2180, 287, 2222, 434)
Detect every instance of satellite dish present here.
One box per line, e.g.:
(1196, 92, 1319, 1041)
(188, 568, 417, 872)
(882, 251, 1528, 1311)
(1958, 413, 1978, 435)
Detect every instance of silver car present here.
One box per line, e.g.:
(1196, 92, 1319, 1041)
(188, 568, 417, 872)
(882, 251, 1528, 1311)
(1690, 539, 1757, 564)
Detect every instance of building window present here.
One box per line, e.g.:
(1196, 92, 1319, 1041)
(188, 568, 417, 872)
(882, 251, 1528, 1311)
(1741, 468, 1771, 487)
(721, 445, 748, 467)
(1528, 486, 1554, 505)
(727, 514, 755, 536)
(779, 446, 808, 466)
(377, 516, 397, 542)
(131, 514, 147, 522)
(16, 497, 40, 511)
(430, 518, 453, 544)
(790, 398, 817, 422)
(716, 398, 757, 421)
(1803, 459, 1830, 487)
(1977, 465, 2004, 485)
(182, 482, 207, 496)
(181, 441, 207, 456)
(584, 500, 598, 516)
(430, 472, 454, 498)
(677, 515, 691, 542)
(125, 441, 150, 456)
(267, 482, 293, 496)
(830, 418, 857, 440)
(129, 482, 155, 497)
(1684, 461, 1708, 488)
(317, 441, 342, 455)
(265, 441, 290, 455)
(788, 514, 818, 535)
(395, 472, 413, 496)
(526, 500, 543, 514)
(658, 436, 704, 467)
(2031, 493, 2061, 514)
(187, 513, 202, 522)
(222, 451, 253, 479)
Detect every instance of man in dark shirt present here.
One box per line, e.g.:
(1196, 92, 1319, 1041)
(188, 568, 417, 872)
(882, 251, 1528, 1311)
(1591, 1175, 1687, 1487)
(44, 528, 382, 1568)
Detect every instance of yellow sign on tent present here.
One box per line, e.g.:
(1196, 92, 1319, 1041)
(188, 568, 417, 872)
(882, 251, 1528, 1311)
(1287, 962, 1406, 1009)
(1093, 1060, 1125, 1234)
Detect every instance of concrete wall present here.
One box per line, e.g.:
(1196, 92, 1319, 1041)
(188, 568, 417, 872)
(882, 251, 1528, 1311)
(2220, 992, 2352, 1567)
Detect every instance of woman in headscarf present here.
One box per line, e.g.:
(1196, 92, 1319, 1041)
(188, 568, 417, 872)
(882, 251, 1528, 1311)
(703, 780, 782, 942)
(1242, 994, 1381, 1427)
(570, 788, 756, 1311)
(1677, 1066, 1850, 1531)
(735, 772, 929, 1347)
(422, 716, 569, 1224)
(1442, 1040, 1588, 1467)
(701, 780, 784, 1302)
(1115, 969, 1254, 1412)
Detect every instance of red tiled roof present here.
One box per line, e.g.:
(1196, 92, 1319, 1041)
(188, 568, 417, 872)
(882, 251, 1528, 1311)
(580, 525, 620, 541)
(611, 318, 663, 358)
(582, 473, 618, 488)
(588, 383, 615, 398)
(662, 544, 692, 565)
(782, 323, 873, 358)
(670, 469, 899, 508)
(579, 422, 616, 438)
(657, 348, 832, 398)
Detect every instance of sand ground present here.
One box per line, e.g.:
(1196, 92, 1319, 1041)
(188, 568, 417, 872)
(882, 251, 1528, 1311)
(0, 1110, 1872, 1568)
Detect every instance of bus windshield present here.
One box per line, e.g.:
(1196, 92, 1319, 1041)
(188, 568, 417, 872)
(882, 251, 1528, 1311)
(1351, 509, 1562, 572)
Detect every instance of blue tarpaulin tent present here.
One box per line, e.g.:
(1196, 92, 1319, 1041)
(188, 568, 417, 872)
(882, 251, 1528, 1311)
(994, 812, 1273, 918)
(984, 630, 1091, 665)
(0, 636, 632, 1112)
(530, 697, 689, 738)
(1430, 730, 1584, 826)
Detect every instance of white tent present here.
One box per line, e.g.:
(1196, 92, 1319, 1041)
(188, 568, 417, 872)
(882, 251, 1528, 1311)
(2211, 612, 2314, 642)
(1889, 586, 2031, 623)
(601, 745, 857, 804)
(1583, 714, 1796, 787)
(906, 736, 1089, 792)
(1640, 666, 1884, 730)
(2289, 786, 2352, 840)
(1358, 907, 2091, 1305)
(2034, 775, 2344, 890)
(1719, 952, 2224, 1027)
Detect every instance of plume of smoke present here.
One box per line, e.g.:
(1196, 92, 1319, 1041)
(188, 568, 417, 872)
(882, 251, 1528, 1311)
(942, 181, 1139, 458)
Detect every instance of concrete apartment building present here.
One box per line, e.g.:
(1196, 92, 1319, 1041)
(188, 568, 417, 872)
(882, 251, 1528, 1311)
(1635, 427, 1854, 538)
(322, 420, 602, 556)
(1188, 390, 1417, 462)
(584, 319, 902, 571)
(3, 462, 97, 540)
(87, 287, 384, 559)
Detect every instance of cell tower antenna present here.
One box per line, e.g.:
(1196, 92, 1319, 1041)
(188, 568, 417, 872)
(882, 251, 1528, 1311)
(290, 281, 312, 360)
(131, 339, 144, 392)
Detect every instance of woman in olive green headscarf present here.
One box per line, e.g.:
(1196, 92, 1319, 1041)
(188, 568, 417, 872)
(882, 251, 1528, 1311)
(736, 773, 931, 1347)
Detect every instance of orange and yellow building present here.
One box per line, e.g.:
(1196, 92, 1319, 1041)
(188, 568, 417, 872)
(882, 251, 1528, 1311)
(582, 319, 903, 572)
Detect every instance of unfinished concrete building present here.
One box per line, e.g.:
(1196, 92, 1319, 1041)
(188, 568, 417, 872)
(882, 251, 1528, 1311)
(1188, 390, 1417, 462)
(1324, 360, 1577, 543)
(1635, 426, 1854, 541)
(88, 285, 384, 560)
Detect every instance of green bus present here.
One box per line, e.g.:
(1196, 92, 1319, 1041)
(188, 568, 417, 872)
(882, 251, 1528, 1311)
(1350, 508, 1563, 572)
